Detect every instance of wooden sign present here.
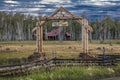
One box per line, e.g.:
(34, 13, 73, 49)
(52, 21, 68, 27)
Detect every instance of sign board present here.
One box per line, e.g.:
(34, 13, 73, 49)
(52, 21, 68, 27)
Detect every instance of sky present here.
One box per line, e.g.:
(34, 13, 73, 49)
(0, 0, 120, 21)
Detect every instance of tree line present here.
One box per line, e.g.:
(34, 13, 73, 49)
(0, 12, 37, 41)
(0, 12, 120, 41)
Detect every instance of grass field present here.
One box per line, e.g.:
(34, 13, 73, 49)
(0, 64, 120, 80)
(0, 40, 120, 59)
(0, 40, 120, 80)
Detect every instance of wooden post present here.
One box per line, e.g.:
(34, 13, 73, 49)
(82, 19, 87, 54)
(40, 25, 43, 53)
(37, 21, 43, 55)
(83, 19, 89, 54)
(77, 19, 92, 55)
(85, 27, 88, 53)
(36, 25, 40, 53)
(82, 25, 85, 53)
(84, 19, 86, 54)
(77, 19, 86, 54)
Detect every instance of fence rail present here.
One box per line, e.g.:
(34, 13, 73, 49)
(0, 54, 120, 76)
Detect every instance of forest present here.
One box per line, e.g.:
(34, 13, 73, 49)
(0, 12, 120, 41)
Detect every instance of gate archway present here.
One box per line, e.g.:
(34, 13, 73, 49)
(35, 7, 93, 58)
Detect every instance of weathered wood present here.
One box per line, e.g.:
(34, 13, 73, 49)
(50, 7, 74, 17)
(37, 21, 45, 55)
(0, 55, 120, 76)
(41, 16, 83, 21)
(38, 21, 46, 26)
(77, 19, 93, 32)
(60, 7, 74, 17)
(86, 27, 88, 53)
(39, 25, 43, 53)
(82, 25, 85, 53)
(36, 26, 40, 53)
(50, 7, 61, 17)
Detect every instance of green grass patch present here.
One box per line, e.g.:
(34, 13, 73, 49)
(0, 65, 120, 80)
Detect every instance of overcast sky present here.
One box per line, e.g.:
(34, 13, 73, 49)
(0, 0, 120, 20)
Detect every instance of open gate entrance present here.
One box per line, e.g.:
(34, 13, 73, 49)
(35, 7, 93, 59)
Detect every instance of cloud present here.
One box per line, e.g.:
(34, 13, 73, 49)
(55, 4, 75, 8)
(4, 0, 19, 4)
(9, 4, 17, 7)
(44, 8, 55, 12)
(23, 13, 39, 16)
(83, 0, 119, 1)
(12, 8, 41, 12)
(34, 5, 46, 8)
(40, 0, 71, 4)
(79, 0, 118, 6)
(92, 1, 116, 6)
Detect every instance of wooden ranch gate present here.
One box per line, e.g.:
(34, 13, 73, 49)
(35, 7, 93, 58)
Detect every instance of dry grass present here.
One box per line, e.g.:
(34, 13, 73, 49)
(0, 40, 120, 59)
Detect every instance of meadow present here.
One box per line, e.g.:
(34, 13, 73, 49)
(0, 40, 120, 80)
(0, 40, 120, 59)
